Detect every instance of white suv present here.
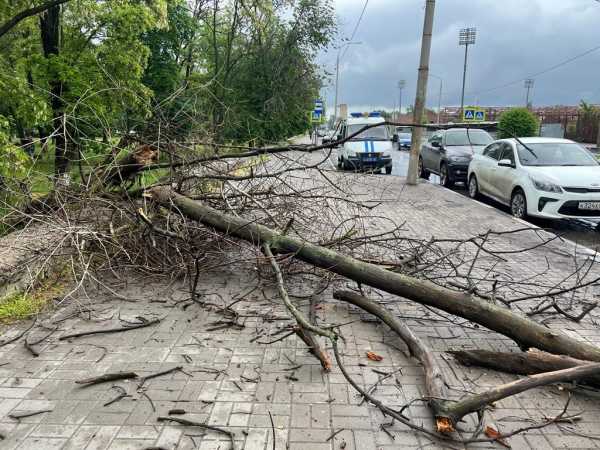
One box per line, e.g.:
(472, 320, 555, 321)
(468, 137, 600, 220)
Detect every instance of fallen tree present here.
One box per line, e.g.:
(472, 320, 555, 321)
(332, 290, 600, 431)
(147, 186, 600, 363)
(450, 349, 600, 387)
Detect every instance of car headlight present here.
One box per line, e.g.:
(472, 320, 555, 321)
(530, 176, 562, 193)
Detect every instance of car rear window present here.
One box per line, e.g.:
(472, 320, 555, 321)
(445, 130, 493, 146)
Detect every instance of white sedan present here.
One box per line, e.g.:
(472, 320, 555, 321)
(468, 137, 600, 220)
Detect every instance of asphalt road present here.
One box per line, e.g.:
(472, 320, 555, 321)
(386, 148, 600, 248)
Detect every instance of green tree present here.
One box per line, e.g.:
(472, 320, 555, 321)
(0, 0, 168, 177)
(498, 108, 539, 138)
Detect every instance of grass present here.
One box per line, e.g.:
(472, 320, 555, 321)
(0, 292, 48, 322)
(0, 271, 66, 323)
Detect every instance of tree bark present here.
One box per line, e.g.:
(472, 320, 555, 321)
(148, 186, 600, 363)
(39, 4, 68, 178)
(435, 363, 600, 427)
(450, 349, 600, 387)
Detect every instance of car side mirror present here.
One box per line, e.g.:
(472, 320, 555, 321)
(431, 141, 440, 148)
(392, 135, 399, 143)
(498, 159, 514, 168)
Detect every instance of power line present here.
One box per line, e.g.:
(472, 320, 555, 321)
(469, 43, 600, 97)
(341, 0, 369, 59)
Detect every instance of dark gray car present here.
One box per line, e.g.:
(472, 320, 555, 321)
(418, 128, 493, 187)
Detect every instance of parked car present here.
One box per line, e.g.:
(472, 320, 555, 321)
(468, 137, 600, 220)
(336, 113, 393, 174)
(392, 127, 412, 150)
(419, 128, 493, 187)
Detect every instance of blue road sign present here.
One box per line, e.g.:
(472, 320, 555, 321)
(314, 99, 324, 113)
(463, 107, 485, 122)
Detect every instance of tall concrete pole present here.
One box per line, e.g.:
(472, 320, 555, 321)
(407, 0, 436, 185)
(458, 28, 476, 119)
(460, 44, 468, 117)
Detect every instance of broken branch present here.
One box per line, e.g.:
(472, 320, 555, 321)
(148, 187, 600, 363)
(59, 318, 160, 340)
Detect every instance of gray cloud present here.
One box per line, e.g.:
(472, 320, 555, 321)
(319, 0, 600, 111)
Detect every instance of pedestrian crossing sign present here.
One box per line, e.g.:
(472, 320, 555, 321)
(311, 111, 323, 123)
(463, 107, 485, 122)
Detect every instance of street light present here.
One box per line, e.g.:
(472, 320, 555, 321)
(459, 27, 476, 119)
(397, 80, 406, 120)
(334, 41, 362, 122)
(429, 73, 443, 124)
(524, 78, 534, 108)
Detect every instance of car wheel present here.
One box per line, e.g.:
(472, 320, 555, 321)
(468, 175, 479, 199)
(440, 163, 454, 188)
(418, 157, 429, 179)
(385, 165, 392, 175)
(511, 189, 528, 219)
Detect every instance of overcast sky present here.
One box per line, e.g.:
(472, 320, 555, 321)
(318, 0, 600, 112)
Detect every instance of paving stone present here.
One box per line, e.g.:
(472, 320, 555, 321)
(85, 425, 121, 450)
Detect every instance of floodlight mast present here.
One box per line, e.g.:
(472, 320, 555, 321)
(524, 78, 534, 108)
(459, 27, 476, 119)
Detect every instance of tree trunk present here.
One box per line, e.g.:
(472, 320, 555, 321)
(147, 187, 600, 363)
(39, 4, 68, 178)
(450, 349, 600, 387)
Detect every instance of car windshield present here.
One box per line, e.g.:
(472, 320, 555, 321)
(517, 143, 599, 167)
(445, 130, 493, 146)
(348, 124, 388, 140)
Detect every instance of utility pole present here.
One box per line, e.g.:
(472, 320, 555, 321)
(398, 80, 406, 120)
(524, 78, 534, 109)
(334, 41, 362, 123)
(407, 0, 436, 185)
(459, 27, 476, 120)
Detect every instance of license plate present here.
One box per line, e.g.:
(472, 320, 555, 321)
(362, 157, 376, 162)
(578, 202, 600, 210)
